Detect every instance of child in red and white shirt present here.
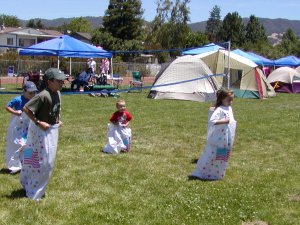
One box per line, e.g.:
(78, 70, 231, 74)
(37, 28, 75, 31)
(109, 100, 132, 127)
(103, 100, 133, 154)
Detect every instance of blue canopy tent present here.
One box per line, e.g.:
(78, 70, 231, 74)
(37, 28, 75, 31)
(19, 35, 112, 75)
(232, 49, 274, 67)
(232, 49, 260, 63)
(19, 35, 112, 58)
(246, 52, 274, 67)
(274, 55, 300, 67)
(182, 43, 224, 55)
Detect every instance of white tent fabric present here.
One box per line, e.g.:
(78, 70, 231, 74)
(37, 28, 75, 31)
(266, 67, 300, 93)
(296, 66, 300, 74)
(195, 49, 276, 99)
(267, 67, 300, 83)
(148, 55, 221, 102)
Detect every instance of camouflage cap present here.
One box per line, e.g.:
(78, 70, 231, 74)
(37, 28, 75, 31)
(44, 68, 66, 80)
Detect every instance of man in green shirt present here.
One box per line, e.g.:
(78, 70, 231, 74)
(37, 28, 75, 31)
(21, 68, 66, 200)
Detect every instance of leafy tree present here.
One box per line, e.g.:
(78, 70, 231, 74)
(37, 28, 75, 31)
(147, 0, 191, 50)
(67, 17, 92, 33)
(92, 0, 144, 59)
(184, 31, 208, 48)
(56, 23, 69, 34)
(154, 0, 173, 24)
(144, 0, 172, 49)
(26, 19, 45, 29)
(245, 15, 267, 44)
(0, 14, 20, 27)
(102, 0, 144, 41)
(219, 12, 245, 47)
(282, 28, 298, 43)
(205, 5, 222, 43)
(170, 0, 190, 25)
(35, 19, 44, 29)
(262, 43, 285, 59)
(294, 42, 300, 57)
(243, 40, 276, 58)
(27, 19, 35, 28)
(169, 0, 191, 48)
(92, 30, 120, 51)
(92, 29, 143, 54)
(277, 28, 300, 56)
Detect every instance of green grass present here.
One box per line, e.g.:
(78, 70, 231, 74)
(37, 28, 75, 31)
(0, 91, 299, 225)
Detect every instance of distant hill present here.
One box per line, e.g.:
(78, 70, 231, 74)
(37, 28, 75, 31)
(189, 18, 300, 36)
(20, 16, 300, 45)
(189, 21, 207, 33)
(19, 16, 103, 29)
(189, 18, 300, 45)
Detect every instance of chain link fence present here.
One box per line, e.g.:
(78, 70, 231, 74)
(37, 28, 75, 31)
(0, 59, 161, 78)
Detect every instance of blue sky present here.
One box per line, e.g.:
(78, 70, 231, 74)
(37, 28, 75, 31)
(1, 0, 299, 22)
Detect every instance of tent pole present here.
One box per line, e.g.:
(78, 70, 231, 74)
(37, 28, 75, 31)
(57, 56, 60, 69)
(227, 41, 231, 89)
(261, 64, 266, 76)
(69, 57, 72, 75)
(110, 57, 114, 86)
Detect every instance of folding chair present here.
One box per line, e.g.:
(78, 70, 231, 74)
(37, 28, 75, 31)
(129, 71, 143, 92)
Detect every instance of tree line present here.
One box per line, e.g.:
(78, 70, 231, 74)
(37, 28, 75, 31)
(1, 0, 300, 62)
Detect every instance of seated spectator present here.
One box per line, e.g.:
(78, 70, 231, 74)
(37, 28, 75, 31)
(23, 71, 41, 90)
(94, 73, 107, 85)
(71, 68, 93, 91)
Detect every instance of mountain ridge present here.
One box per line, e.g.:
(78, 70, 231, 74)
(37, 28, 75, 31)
(20, 16, 300, 37)
(189, 17, 300, 36)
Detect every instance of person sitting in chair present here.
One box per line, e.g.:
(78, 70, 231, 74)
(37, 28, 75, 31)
(71, 68, 93, 91)
(95, 73, 107, 85)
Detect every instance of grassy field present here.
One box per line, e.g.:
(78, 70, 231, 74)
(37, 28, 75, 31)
(0, 90, 299, 225)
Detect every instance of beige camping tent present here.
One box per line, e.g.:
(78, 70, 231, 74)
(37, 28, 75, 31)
(148, 55, 221, 102)
(196, 49, 276, 99)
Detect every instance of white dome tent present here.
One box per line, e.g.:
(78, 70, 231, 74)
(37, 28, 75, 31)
(267, 67, 300, 93)
(148, 55, 221, 102)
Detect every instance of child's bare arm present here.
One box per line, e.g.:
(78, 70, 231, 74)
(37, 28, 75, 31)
(214, 118, 230, 125)
(5, 106, 22, 116)
(23, 106, 50, 131)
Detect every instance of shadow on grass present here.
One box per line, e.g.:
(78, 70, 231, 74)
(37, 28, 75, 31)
(0, 168, 20, 175)
(0, 168, 11, 174)
(187, 175, 219, 182)
(5, 189, 27, 199)
(191, 158, 198, 164)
